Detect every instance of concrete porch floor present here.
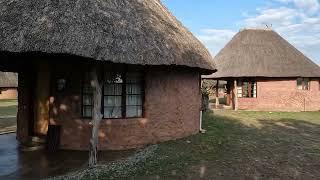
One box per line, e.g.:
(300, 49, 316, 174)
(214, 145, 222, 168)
(0, 133, 136, 179)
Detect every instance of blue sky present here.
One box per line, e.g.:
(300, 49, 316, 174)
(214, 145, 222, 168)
(162, 0, 320, 64)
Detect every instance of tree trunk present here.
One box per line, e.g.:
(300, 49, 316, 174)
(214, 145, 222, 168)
(88, 68, 103, 167)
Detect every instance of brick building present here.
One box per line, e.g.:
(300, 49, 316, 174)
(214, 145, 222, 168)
(204, 29, 320, 112)
(0, 72, 18, 100)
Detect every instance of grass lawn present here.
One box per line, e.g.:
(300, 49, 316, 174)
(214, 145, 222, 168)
(59, 110, 320, 179)
(0, 99, 17, 134)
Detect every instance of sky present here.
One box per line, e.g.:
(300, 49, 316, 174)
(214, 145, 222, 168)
(162, 0, 320, 65)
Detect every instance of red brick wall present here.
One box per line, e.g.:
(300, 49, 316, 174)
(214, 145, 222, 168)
(0, 88, 17, 99)
(238, 78, 320, 112)
(50, 65, 201, 150)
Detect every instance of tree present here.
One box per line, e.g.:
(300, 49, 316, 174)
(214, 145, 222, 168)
(201, 80, 215, 111)
(89, 68, 103, 167)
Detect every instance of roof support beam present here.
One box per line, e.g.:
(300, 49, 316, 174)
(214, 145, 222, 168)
(215, 80, 220, 108)
(234, 79, 238, 111)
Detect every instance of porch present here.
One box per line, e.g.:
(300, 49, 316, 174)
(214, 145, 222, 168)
(0, 133, 136, 179)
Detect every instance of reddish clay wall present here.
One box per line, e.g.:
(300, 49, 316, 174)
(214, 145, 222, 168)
(0, 88, 17, 99)
(50, 65, 201, 150)
(238, 78, 320, 112)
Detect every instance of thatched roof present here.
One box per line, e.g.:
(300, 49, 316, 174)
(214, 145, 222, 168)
(0, 72, 18, 88)
(204, 29, 320, 79)
(0, 0, 215, 72)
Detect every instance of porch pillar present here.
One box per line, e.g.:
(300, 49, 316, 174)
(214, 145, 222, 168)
(215, 80, 219, 108)
(34, 61, 51, 135)
(234, 79, 238, 111)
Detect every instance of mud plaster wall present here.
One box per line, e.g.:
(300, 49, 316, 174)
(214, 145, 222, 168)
(238, 78, 320, 112)
(50, 65, 201, 150)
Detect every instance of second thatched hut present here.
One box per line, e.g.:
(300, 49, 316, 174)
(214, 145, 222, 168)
(204, 29, 320, 112)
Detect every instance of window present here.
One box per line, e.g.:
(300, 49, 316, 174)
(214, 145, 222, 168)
(82, 68, 144, 119)
(297, 78, 309, 90)
(125, 72, 143, 117)
(82, 73, 93, 118)
(237, 80, 257, 98)
(103, 72, 123, 118)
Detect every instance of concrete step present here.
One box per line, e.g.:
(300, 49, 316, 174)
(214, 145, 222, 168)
(19, 136, 47, 152)
(29, 136, 46, 144)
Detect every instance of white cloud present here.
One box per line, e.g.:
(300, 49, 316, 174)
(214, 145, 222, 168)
(197, 0, 320, 64)
(197, 29, 236, 57)
(244, 7, 299, 27)
(242, 1, 320, 63)
(274, 0, 320, 14)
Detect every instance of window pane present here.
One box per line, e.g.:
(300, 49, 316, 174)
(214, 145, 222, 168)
(104, 84, 122, 95)
(242, 82, 249, 97)
(303, 78, 309, 90)
(83, 106, 92, 117)
(104, 96, 122, 106)
(104, 107, 122, 118)
(126, 106, 142, 118)
(83, 95, 92, 105)
(126, 95, 142, 106)
(237, 86, 242, 98)
(297, 78, 303, 90)
(126, 84, 141, 94)
(83, 85, 92, 93)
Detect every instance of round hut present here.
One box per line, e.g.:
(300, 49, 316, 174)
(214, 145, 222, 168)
(204, 28, 320, 112)
(0, 0, 216, 150)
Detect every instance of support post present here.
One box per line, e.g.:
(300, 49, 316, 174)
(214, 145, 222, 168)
(234, 79, 238, 111)
(215, 80, 220, 108)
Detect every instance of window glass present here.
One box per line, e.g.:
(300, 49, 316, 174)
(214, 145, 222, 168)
(82, 68, 144, 119)
(237, 80, 242, 98)
(103, 72, 123, 118)
(297, 78, 309, 90)
(303, 78, 309, 90)
(126, 72, 143, 118)
(82, 73, 93, 118)
(239, 80, 257, 98)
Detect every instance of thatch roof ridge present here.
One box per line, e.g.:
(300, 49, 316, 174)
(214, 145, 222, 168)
(0, 72, 18, 88)
(0, 0, 215, 72)
(204, 29, 320, 78)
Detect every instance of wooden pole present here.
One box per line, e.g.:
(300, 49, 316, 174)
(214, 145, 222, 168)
(215, 80, 220, 108)
(88, 68, 103, 167)
(234, 79, 238, 111)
